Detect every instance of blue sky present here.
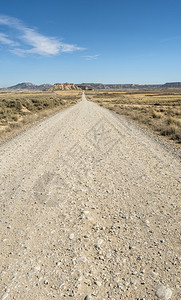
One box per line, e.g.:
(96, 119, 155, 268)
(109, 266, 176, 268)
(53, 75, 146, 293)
(0, 0, 181, 87)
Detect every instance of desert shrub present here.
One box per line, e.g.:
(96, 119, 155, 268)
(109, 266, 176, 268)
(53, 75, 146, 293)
(23, 99, 34, 111)
(152, 110, 162, 118)
(10, 122, 21, 128)
(174, 127, 181, 141)
(6, 99, 16, 108)
(11, 115, 18, 121)
(16, 100, 22, 111)
(161, 124, 177, 136)
(167, 116, 181, 126)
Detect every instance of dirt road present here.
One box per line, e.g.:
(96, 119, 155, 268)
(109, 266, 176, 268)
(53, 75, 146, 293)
(0, 93, 180, 299)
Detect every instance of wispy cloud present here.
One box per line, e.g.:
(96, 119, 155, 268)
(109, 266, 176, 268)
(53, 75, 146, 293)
(0, 33, 19, 46)
(0, 15, 84, 56)
(83, 54, 100, 60)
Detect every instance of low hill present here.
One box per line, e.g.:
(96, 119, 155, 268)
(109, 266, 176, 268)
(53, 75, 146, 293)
(5, 82, 52, 91)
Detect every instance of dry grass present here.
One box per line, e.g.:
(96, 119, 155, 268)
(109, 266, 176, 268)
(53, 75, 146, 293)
(0, 90, 81, 143)
(85, 90, 181, 144)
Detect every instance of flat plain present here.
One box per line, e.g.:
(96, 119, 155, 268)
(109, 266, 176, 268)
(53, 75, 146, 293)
(85, 89, 181, 144)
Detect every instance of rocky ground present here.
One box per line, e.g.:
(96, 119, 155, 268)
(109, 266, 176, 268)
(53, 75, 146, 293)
(0, 93, 180, 299)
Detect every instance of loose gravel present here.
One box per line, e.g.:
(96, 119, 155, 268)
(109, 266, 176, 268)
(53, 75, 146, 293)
(0, 93, 180, 299)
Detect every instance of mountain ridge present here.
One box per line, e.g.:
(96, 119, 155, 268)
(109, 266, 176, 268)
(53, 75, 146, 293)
(1, 81, 181, 91)
(77, 82, 181, 90)
(1, 82, 53, 91)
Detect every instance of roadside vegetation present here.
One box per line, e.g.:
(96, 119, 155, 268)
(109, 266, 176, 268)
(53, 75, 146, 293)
(0, 90, 81, 143)
(85, 90, 181, 144)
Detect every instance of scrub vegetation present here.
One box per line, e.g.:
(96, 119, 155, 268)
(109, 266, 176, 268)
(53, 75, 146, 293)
(0, 90, 81, 143)
(86, 90, 181, 143)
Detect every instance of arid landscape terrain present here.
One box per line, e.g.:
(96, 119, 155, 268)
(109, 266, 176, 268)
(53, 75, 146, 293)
(0, 89, 81, 144)
(85, 90, 181, 144)
(1, 0, 181, 298)
(1, 86, 180, 146)
(0, 91, 180, 299)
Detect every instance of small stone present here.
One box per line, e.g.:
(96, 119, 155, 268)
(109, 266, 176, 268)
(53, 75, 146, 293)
(117, 283, 125, 291)
(34, 265, 41, 271)
(77, 257, 86, 263)
(132, 271, 137, 275)
(152, 271, 159, 278)
(156, 285, 172, 299)
(95, 239, 104, 249)
(1, 294, 9, 300)
(97, 239, 104, 245)
(145, 219, 150, 226)
(99, 256, 105, 260)
(130, 278, 137, 285)
(84, 296, 92, 300)
(59, 281, 64, 287)
(95, 280, 102, 286)
(69, 233, 75, 240)
(125, 282, 129, 287)
(77, 273, 82, 281)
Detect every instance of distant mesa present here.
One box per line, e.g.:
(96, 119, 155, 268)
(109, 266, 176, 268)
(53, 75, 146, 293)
(162, 82, 181, 88)
(49, 82, 81, 91)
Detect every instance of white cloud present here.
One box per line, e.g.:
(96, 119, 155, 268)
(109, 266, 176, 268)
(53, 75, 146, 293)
(83, 54, 100, 60)
(0, 33, 17, 45)
(0, 15, 84, 56)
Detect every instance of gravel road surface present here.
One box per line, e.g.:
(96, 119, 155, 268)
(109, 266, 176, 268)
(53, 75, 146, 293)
(0, 93, 180, 299)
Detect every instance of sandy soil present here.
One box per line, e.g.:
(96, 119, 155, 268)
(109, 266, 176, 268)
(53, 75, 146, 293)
(0, 93, 180, 299)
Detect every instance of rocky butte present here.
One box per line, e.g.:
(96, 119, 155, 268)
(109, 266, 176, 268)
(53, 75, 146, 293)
(49, 82, 81, 91)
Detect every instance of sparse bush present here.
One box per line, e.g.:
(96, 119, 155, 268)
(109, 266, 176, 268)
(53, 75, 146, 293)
(10, 123, 21, 128)
(167, 116, 181, 126)
(152, 110, 162, 118)
(16, 100, 22, 111)
(11, 115, 18, 121)
(161, 124, 178, 136)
